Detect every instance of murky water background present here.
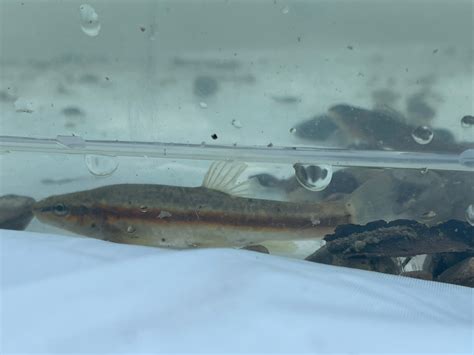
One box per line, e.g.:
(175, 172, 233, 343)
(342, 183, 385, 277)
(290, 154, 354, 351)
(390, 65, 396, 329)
(0, 0, 472, 246)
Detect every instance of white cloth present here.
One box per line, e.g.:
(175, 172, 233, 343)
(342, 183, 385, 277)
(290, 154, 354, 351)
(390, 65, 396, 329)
(1, 230, 473, 353)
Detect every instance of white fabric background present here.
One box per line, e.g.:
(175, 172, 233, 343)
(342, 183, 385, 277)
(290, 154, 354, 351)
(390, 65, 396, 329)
(1, 230, 472, 354)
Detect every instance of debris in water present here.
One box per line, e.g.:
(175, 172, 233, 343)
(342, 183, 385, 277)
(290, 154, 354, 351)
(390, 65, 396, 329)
(323, 219, 473, 258)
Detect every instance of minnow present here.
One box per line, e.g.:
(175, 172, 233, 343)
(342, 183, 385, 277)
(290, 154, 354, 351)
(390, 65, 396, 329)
(33, 161, 392, 249)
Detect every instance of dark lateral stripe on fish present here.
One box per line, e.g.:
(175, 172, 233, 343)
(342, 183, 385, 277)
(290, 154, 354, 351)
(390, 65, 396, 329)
(68, 205, 351, 229)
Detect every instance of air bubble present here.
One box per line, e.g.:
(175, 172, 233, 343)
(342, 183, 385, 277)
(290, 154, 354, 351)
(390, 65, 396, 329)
(79, 4, 101, 37)
(466, 205, 474, 226)
(411, 126, 434, 145)
(84, 155, 118, 176)
(199, 102, 208, 109)
(281, 5, 290, 14)
(140, 205, 148, 213)
(126, 225, 136, 233)
(461, 115, 474, 128)
(289, 127, 297, 134)
(293, 163, 333, 192)
(231, 119, 243, 128)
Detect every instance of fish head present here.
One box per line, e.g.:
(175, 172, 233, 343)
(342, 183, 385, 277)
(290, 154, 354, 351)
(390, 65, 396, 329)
(33, 191, 105, 239)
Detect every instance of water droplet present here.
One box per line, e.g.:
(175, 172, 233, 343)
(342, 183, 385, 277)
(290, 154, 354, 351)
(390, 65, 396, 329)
(466, 204, 474, 226)
(84, 155, 118, 176)
(459, 149, 474, 168)
(126, 225, 136, 233)
(231, 119, 243, 128)
(293, 163, 333, 192)
(14, 97, 35, 113)
(289, 127, 297, 134)
(199, 102, 208, 109)
(79, 4, 101, 37)
(281, 5, 290, 14)
(411, 125, 434, 145)
(461, 115, 474, 128)
(140, 205, 148, 213)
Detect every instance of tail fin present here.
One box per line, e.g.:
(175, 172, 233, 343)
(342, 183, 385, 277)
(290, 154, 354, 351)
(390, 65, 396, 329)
(346, 172, 400, 224)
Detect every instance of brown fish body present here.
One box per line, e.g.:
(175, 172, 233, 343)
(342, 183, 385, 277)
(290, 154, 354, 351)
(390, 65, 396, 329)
(33, 184, 351, 249)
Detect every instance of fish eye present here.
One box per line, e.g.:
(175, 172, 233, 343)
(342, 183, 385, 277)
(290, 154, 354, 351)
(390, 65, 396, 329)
(53, 203, 68, 216)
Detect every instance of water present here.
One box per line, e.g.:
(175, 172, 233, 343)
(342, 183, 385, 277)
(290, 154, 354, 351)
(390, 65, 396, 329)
(14, 98, 35, 113)
(231, 119, 243, 128)
(0, 0, 473, 264)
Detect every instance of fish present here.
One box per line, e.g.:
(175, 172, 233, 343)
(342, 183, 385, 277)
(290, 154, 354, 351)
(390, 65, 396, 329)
(295, 104, 473, 153)
(33, 161, 394, 250)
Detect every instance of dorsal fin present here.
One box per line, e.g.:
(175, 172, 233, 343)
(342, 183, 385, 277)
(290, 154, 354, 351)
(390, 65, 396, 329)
(202, 161, 252, 197)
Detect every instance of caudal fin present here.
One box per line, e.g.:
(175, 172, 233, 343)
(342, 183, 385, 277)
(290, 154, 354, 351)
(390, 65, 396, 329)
(346, 171, 400, 224)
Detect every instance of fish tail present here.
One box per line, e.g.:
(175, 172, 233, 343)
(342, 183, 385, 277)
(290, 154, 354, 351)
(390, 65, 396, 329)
(346, 172, 399, 224)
